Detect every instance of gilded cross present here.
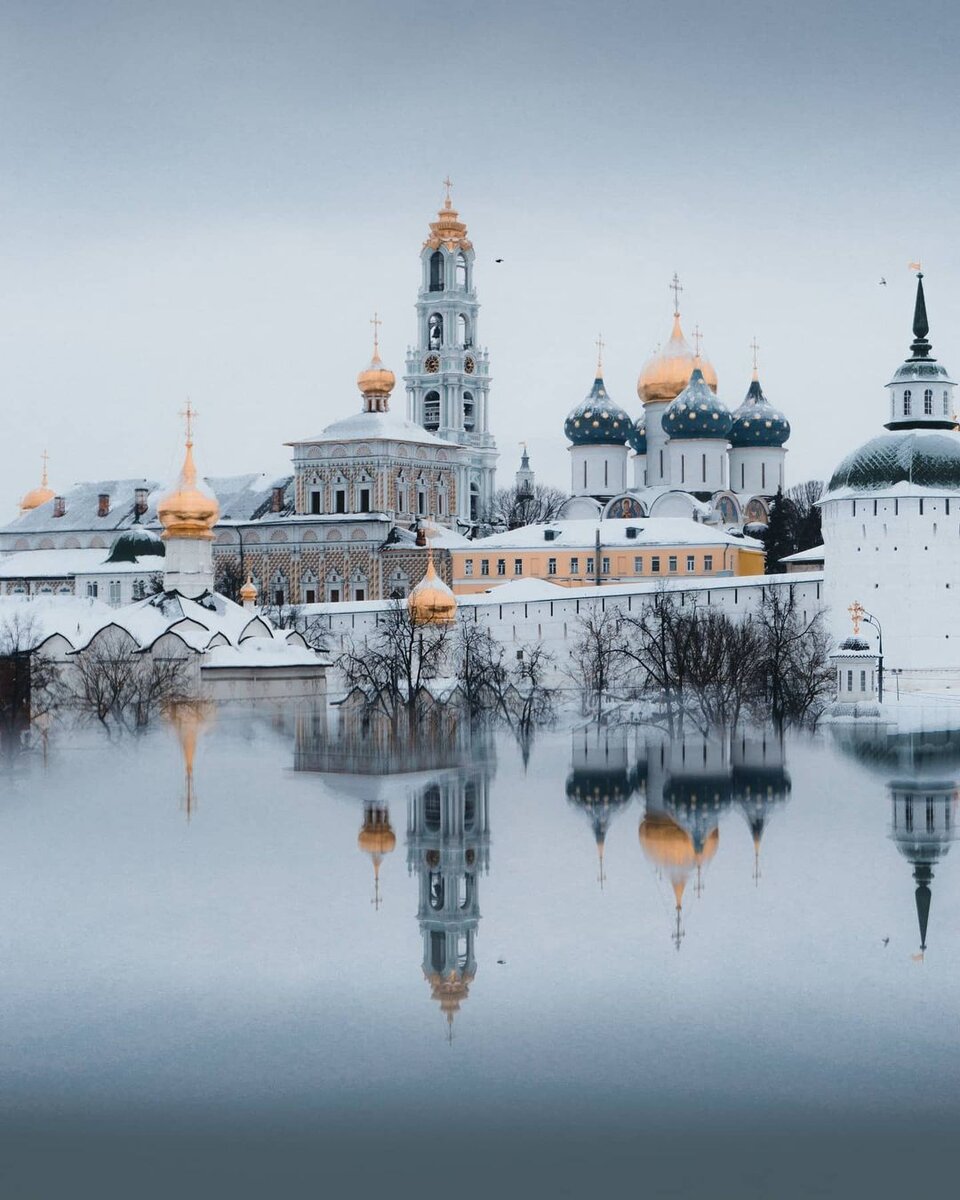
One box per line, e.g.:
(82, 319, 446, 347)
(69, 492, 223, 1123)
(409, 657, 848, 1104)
(848, 600, 864, 635)
(40, 449, 49, 485)
(750, 337, 760, 372)
(179, 399, 197, 446)
(443, 176, 453, 202)
(370, 311, 382, 355)
(670, 272, 683, 315)
(595, 332, 605, 374)
(693, 324, 703, 357)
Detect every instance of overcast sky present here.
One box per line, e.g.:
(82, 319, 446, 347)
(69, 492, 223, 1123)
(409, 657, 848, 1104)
(1, 0, 958, 514)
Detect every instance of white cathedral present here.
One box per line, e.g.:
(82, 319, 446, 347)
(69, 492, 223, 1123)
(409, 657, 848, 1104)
(561, 283, 791, 530)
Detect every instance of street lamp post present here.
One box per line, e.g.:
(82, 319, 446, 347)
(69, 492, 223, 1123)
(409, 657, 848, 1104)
(862, 610, 884, 703)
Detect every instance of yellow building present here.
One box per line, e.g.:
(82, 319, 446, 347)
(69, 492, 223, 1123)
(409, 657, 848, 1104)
(449, 517, 763, 594)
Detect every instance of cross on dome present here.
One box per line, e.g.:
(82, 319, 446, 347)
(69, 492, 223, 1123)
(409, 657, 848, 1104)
(693, 324, 703, 357)
(595, 332, 605, 375)
(179, 400, 197, 447)
(370, 310, 382, 357)
(443, 176, 453, 205)
(670, 272, 683, 316)
(848, 600, 864, 635)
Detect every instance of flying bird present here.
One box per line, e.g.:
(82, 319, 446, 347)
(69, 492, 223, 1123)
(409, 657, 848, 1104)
(882, 937, 890, 946)
(494, 258, 504, 263)
(879, 277, 887, 286)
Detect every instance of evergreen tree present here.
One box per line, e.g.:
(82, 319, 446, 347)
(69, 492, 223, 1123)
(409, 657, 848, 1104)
(763, 487, 795, 574)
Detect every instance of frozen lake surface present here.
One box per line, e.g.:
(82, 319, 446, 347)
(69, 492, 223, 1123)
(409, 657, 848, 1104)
(0, 704, 958, 1198)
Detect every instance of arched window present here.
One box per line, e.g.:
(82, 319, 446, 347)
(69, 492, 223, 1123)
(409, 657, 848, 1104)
(424, 391, 440, 431)
(428, 313, 442, 349)
(924, 388, 934, 415)
(944, 390, 951, 416)
(463, 391, 475, 432)
(456, 253, 467, 289)
(457, 313, 471, 348)
(429, 251, 444, 292)
(903, 389, 912, 415)
(469, 481, 480, 523)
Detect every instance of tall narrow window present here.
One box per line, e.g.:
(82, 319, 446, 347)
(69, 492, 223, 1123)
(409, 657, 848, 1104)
(701, 453, 706, 483)
(761, 462, 766, 489)
(310, 490, 321, 514)
(463, 392, 475, 431)
(686, 555, 695, 572)
(359, 487, 371, 513)
(924, 388, 934, 415)
(514, 558, 523, 576)
(570, 557, 579, 574)
(669, 556, 678, 572)
(548, 557, 557, 576)
(335, 488, 346, 514)
(604, 460, 608, 488)
(583, 461, 587, 489)
(944, 390, 951, 415)
(424, 391, 440, 431)
(429, 251, 444, 292)
(741, 462, 745, 489)
(903, 389, 912, 415)
(456, 253, 467, 289)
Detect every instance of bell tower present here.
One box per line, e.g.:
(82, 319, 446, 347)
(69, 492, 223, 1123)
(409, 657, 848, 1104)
(405, 182, 498, 527)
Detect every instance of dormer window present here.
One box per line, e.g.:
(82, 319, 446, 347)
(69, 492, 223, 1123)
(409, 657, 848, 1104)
(924, 388, 934, 415)
(903, 389, 912, 415)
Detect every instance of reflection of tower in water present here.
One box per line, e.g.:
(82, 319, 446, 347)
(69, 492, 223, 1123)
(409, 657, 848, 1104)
(165, 701, 215, 820)
(889, 781, 957, 958)
(358, 803, 396, 910)
(408, 770, 491, 1036)
(566, 725, 642, 887)
(731, 731, 791, 886)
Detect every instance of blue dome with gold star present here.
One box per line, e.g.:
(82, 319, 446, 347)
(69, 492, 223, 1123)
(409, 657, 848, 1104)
(661, 367, 732, 440)
(627, 415, 647, 454)
(729, 376, 790, 447)
(565, 375, 634, 447)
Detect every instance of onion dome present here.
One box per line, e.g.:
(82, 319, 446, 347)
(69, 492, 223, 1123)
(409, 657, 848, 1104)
(638, 313, 718, 405)
(826, 430, 960, 495)
(157, 422, 219, 541)
(627, 415, 647, 454)
(106, 517, 165, 563)
(357, 317, 396, 413)
(20, 454, 54, 513)
(729, 373, 790, 447)
(407, 555, 457, 625)
(239, 574, 258, 604)
(358, 803, 396, 909)
(661, 365, 732, 440)
(564, 373, 634, 447)
(425, 967, 476, 1028)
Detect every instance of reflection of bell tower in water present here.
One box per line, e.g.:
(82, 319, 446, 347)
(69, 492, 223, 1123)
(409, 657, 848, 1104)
(890, 781, 957, 958)
(408, 769, 491, 1034)
(404, 182, 497, 526)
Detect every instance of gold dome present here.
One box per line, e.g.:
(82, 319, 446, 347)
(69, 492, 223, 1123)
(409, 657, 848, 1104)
(638, 314, 718, 404)
(239, 574, 258, 604)
(158, 434, 219, 541)
(425, 968, 476, 1024)
(358, 809, 397, 858)
(357, 353, 396, 400)
(423, 181, 472, 252)
(21, 453, 54, 513)
(407, 556, 457, 625)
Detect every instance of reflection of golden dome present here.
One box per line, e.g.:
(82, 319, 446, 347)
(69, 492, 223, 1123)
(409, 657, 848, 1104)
(638, 314, 718, 404)
(158, 440, 219, 541)
(21, 455, 54, 512)
(164, 700, 216, 820)
(425, 968, 476, 1025)
(638, 813, 719, 901)
(407, 556, 457, 625)
(239, 574, 258, 604)
(358, 810, 397, 858)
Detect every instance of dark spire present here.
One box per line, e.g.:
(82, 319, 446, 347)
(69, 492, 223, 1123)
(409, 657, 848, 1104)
(909, 272, 932, 360)
(914, 862, 933, 951)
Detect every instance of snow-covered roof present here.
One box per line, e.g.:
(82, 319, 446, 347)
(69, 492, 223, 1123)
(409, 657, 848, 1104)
(0, 594, 113, 650)
(461, 518, 763, 551)
(4, 479, 164, 533)
(291, 409, 449, 447)
(780, 544, 826, 564)
(0, 548, 159, 579)
(382, 521, 473, 550)
(207, 474, 293, 521)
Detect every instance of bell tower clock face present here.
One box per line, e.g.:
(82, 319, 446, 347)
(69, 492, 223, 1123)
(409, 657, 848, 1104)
(464, 355, 476, 375)
(425, 354, 440, 373)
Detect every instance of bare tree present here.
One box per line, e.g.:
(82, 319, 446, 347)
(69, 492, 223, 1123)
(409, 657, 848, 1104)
(72, 630, 192, 727)
(485, 483, 569, 530)
(753, 584, 834, 725)
(337, 601, 453, 735)
(0, 612, 64, 746)
(454, 622, 509, 721)
(569, 606, 625, 717)
(215, 558, 245, 603)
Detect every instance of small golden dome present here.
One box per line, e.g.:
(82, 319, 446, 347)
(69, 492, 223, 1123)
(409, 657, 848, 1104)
(158, 438, 219, 541)
(358, 808, 397, 858)
(239, 574, 258, 604)
(21, 453, 54, 513)
(425, 968, 476, 1023)
(407, 556, 457, 625)
(638, 314, 718, 404)
(357, 352, 396, 400)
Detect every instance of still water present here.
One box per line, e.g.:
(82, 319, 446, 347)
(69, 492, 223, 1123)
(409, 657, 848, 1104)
(1, 705, 959, 1198)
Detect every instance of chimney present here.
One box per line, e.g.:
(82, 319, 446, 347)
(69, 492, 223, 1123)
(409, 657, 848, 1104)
(98, 493, 110, 518)
(271, 485, 285, 513)
(53, 496, 65, 518)
(134, 487, 148, 516)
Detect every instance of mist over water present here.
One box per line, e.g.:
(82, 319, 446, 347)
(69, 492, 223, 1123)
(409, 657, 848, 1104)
(1, 706, 958, 1198)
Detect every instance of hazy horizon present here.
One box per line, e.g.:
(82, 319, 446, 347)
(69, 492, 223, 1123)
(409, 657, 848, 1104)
(2, 0, 958, 515)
